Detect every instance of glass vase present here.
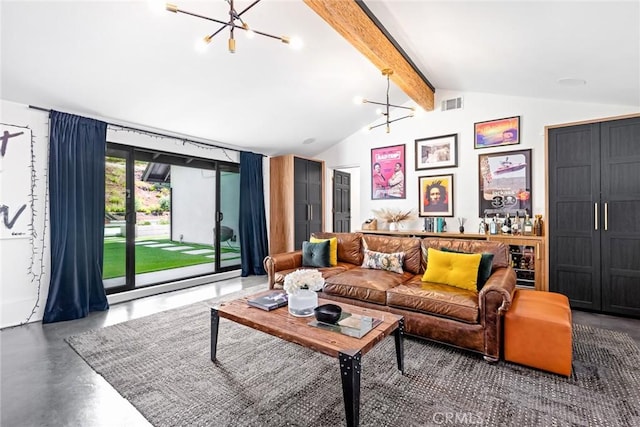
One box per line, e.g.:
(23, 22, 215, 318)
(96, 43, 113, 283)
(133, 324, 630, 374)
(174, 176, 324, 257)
(288, 289, 318, 317)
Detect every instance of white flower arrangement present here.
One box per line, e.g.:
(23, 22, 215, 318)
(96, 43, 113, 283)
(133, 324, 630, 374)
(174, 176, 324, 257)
(283, 269, 325, 294)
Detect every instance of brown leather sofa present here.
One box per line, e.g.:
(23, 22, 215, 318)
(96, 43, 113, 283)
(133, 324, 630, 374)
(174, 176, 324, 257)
(263, 232, 516, 361)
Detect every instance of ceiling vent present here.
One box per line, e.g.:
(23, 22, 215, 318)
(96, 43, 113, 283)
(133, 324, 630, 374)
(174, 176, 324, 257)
(441, 97, 463, 111)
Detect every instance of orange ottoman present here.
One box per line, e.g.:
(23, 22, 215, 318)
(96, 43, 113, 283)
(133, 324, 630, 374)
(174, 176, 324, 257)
(504, 289, 573, 376)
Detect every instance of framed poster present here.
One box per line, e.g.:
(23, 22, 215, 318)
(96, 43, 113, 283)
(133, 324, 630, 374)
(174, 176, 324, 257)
(415, 133, 458, 170)
(371, 144, 406, 199)
(474, 116, 520, 149)
(418, 174, 454, 217)
(0, 125, 31, 239)
(478, 149, 532, 217)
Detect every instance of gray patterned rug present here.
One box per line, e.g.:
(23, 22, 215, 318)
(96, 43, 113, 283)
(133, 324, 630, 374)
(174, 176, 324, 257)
(66, 293, 640, 427)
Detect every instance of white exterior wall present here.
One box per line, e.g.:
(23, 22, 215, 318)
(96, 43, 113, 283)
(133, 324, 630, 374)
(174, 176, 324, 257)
(317, 90, 638, 232)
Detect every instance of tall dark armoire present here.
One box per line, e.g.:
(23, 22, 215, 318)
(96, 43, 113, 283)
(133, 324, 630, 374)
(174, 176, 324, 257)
(547, 115, 640, 317)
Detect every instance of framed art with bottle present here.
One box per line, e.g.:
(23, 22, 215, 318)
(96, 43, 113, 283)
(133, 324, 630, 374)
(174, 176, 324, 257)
(478, 149, 532, 218)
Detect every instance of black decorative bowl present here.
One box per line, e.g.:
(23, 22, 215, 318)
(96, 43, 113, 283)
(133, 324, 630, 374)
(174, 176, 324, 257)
(314, 304, 342, 324)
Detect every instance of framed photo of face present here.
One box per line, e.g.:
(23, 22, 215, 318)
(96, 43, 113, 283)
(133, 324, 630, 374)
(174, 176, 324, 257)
(370, 144, 406, 200)
(474, 116, 520, 149)
(418, 174, 454, 217)
(478, 149, 532, 217)
(415, 133, 458, 170)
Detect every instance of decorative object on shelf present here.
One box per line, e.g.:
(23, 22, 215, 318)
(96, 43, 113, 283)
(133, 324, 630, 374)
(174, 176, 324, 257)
(372, 208, 415, 231)
(361, 218, 378, 230)
(415, 134, 458, 170)
(474, 116, 520, 149)
(314, 303, 342, 324)
(457, 217, 466, 233)
(165, 0, 302, 53)
(478, 149, 532, 218)
(370, 144, 406, 200)
(523, 214, 533, 235)
(355, 69, 417, 133)
(534, 214, 544, 236)
(418, 174, 454, 217)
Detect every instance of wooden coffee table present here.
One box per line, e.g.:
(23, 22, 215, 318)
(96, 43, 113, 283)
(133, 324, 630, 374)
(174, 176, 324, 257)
(210, 290, 405, 427)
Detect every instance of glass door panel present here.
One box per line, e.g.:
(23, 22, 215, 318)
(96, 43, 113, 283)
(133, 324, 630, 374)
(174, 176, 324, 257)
(133, 158, 216, 287)
(218, 165, 241, 270)
(103, 147, 133, 292)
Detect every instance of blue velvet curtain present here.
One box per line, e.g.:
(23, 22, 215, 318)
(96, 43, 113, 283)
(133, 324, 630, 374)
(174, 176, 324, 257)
(239, 151, 269, 276)
(43, 111, 109, 323)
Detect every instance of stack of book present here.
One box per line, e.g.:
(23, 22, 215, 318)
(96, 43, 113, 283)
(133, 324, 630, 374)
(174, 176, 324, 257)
(247, 291, 288, 311)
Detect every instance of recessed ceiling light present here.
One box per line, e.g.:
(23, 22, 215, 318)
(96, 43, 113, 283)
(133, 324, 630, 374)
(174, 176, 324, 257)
(302, 138, 315, 145)
(558, 78, 587, 86)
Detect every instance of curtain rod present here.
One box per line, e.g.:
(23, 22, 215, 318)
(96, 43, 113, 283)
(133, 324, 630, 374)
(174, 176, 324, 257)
(28, 105, 267, 157)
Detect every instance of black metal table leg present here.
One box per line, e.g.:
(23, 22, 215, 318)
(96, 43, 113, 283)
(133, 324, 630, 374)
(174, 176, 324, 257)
(339, 349, 361, 427)
(210, 307, 220, 361)
(394, 317, 405, 374)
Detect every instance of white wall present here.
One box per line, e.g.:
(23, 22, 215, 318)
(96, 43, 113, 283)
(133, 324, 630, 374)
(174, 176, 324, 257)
(0, 100, 248, 328)
(317, 89, 638, 233)
(0, 101, 50, 328)
(171, 166, 216, 245)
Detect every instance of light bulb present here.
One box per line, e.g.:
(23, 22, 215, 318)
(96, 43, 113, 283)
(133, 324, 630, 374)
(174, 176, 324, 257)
(413, 106, 425, 118)
(148, 0, 166, 14)
(288, 36, 303, 50)
(353, 96, 364, 105)
(361, 125, 372, 133)
(376, 108, 383, 115)
(195, 37, 209, 53)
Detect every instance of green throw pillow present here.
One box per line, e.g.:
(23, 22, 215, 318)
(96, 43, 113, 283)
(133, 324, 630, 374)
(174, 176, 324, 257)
(302, 240, 331, 268)
(440, 247, 495, 290)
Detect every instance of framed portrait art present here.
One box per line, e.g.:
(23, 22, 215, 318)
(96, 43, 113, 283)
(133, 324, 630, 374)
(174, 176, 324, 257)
(418, 174, 454, 217)
(371, 144, 406, 200)
(474, 116, 520, 149)
(415, 134, 458, 170)
(478, 149, 532, 218)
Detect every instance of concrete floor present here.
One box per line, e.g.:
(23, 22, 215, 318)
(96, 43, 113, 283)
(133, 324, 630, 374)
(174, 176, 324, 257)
(1, 277, 639, 426)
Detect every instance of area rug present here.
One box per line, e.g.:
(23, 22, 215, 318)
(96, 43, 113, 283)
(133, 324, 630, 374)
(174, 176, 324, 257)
(67, 293, 640, 427)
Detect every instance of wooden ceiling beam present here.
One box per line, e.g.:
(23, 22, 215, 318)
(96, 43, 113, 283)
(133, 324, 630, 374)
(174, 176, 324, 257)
(304, 0, 435, 112)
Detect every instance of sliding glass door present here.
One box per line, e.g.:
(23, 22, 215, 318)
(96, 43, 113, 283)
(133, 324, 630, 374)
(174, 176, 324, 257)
(104, 144, 241, 294)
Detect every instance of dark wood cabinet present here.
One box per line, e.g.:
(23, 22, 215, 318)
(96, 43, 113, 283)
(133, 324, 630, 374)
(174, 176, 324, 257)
(270, 155, 324, 254)
(548, 115, 640, 317)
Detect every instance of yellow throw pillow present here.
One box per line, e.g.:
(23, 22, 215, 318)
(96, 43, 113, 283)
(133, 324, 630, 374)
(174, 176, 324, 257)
(422, 248, 482, 292)
(310, 236, 338, 266)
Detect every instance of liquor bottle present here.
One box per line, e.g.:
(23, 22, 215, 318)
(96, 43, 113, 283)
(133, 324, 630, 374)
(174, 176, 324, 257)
(502, 214, 511, 234)
(534, 214, 544, 236)
(489, 216, 498, 235)
(523, 214, 533, 235)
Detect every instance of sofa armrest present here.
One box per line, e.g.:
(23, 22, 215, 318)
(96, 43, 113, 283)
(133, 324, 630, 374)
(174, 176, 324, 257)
(478, 266, 517, 360)
(263, 251, 303, 289)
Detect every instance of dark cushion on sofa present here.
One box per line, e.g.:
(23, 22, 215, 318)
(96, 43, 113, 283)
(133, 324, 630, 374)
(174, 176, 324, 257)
(302, 240, 330, 268)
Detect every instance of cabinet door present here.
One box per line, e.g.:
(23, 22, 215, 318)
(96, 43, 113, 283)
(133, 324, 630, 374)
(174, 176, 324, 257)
(548, 124, 601, 310)
(293, 158, 323, 250)
(600, 118, 640, 316)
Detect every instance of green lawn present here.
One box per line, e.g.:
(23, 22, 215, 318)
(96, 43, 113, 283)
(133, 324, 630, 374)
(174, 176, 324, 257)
(103, 238, 241, 279)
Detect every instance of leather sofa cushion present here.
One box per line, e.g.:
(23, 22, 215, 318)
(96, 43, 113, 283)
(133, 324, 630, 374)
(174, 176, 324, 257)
(273, 264, 352, 287)
(312, 232, 363, 265)
(363, 234, 422, 274)
(421, 238, 509, 271)
(387, 278, 479, 324)
(323, 268, 413, 304)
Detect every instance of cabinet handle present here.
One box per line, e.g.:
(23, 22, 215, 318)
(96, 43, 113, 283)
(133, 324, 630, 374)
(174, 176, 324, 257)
(594, 203, 598, 231)
(309, 205, 313, 221)
(604, 202, 608, 231)
(536, 243, 540, 260)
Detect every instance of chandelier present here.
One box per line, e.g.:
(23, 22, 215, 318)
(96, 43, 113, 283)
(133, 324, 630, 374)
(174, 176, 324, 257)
(356, 69, 417, 133)
(166, 0, 299, 53)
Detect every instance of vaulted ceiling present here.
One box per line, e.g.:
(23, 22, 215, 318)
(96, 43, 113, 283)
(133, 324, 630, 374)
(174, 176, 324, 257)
(2, 1, 638, 157)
